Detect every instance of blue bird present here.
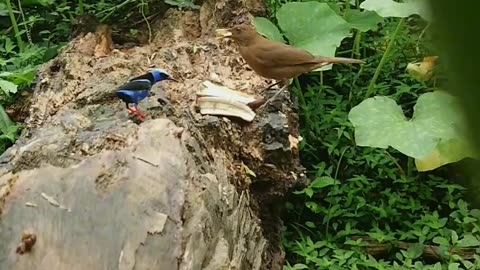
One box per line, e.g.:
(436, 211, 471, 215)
(116, 68, 176, 121)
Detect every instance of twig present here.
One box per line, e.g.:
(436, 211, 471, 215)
(133, 156, 159, 167)
(349, 236, 476, 261)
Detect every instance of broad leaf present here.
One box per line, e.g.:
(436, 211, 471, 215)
(0, 3, 8, 16)
(415, 138, 477, 171)
(457, 234, 480, 248)
(21, 0, 55, 6)
(344, 9, 384, 32)
(0, 104, 16, 137)
(276, 2, 351, 71)
(348, 91, 468, 160)
(0, 78, 18, 95)
(448, 263, 460, 270)
(253, 17, 285, 43)
(360, 0, 431, 21)
(311, 176, 336, 189)
(432, 236, 449, 247)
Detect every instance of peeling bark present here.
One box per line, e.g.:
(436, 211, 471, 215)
(0, 0, 305, 269)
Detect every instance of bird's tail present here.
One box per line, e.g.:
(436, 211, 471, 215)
(314, 56, 365, 64)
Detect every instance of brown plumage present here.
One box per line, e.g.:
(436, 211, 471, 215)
(216, 24, 364, 82)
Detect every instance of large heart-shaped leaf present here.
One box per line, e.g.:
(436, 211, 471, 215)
(360, 0, 431, 21)
(253, 17, 285, 43)
(344, 9, 384, 32)
(348, 91, 467, 160)
(276, 2, 351, 71)
(415, 138, 477, 171)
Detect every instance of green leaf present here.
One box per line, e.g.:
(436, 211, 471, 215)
(305, 187, 313, 198)
(360, 0, 431, 21)
(21, 0, 54, 6)
(164, 0, 200, 9)
(0, 3, 8, 16)
(432, 236, 449, 247)
(0, 78, 18, 95)
(253, 17, 285, 43)
(415, 138, 477, 171)
(457, 234, 480, 247)
(4, 37, 15, 53)
(408, 243, 424, 259)
(451, 230, 458, 244)
(311, 176, 336, 189)
(448, 263, 460, 270)
(344, 9, 384, 32)
(292, 263, 309, 270)
(276, 2, 351, 71)
(348, 91, 469, 159)
(305, 221, 316, 228)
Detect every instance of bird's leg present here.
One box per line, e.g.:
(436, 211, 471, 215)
(261, 80, 283, 93)
(126, 103, 138, 115)
(256, 84, 289, 112)
(133, 104, 146, 121)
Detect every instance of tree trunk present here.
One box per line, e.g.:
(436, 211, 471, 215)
(0, 1, 305, 269)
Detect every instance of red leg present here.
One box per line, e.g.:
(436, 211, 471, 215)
(127, 104, 138, 116)
(134, 105, 147, 121)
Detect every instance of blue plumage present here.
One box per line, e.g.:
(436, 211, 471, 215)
(116, 69, 176, 120)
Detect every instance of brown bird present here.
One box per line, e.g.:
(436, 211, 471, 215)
(216, 24, 364, 107)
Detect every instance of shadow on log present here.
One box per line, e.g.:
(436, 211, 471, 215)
(0, 0, 306, 269)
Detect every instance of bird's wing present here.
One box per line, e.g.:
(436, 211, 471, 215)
(129, 73, 154, 83)
(251, 38, 318, 67)
(116, 79, 152, 91)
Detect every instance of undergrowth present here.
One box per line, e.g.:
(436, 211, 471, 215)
(259, 0, 480, 269)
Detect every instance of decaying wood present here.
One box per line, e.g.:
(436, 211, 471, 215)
(0, 0, 305, 269)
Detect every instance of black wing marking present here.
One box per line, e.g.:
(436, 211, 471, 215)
(129, 72, 154, 83)
(116, 79, 152, 92)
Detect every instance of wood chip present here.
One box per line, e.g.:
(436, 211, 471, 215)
(41, 193, 60, 207)
(196, 97, 256, 122)
(40, 192, 70, 211)
(147, 212, 168, 234)
(25, 202, 37, 208)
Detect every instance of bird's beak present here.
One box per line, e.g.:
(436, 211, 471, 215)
(168, 77, 178, 82)
(215, 28, 233, 40)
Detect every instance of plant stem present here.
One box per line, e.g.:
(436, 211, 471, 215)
(17, 0, 32, 45)
(407, 157, 413, 177)
(352, 30, 362, 59)
(139, 1, 152, 43)
(98, 0, 132, 22)
(5, 0, 24, 52)
(78, 0, 84, 15)
(294, 77, 314, 143)
(365, 18, 405, 98)
(385, 150, 405, 177)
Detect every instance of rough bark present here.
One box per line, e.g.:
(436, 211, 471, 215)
(0, 0, 305, 269)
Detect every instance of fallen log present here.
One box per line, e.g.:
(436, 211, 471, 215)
(0, 1, 305, 269)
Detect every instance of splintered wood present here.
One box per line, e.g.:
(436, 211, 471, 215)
(196, 81, 261, 122)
